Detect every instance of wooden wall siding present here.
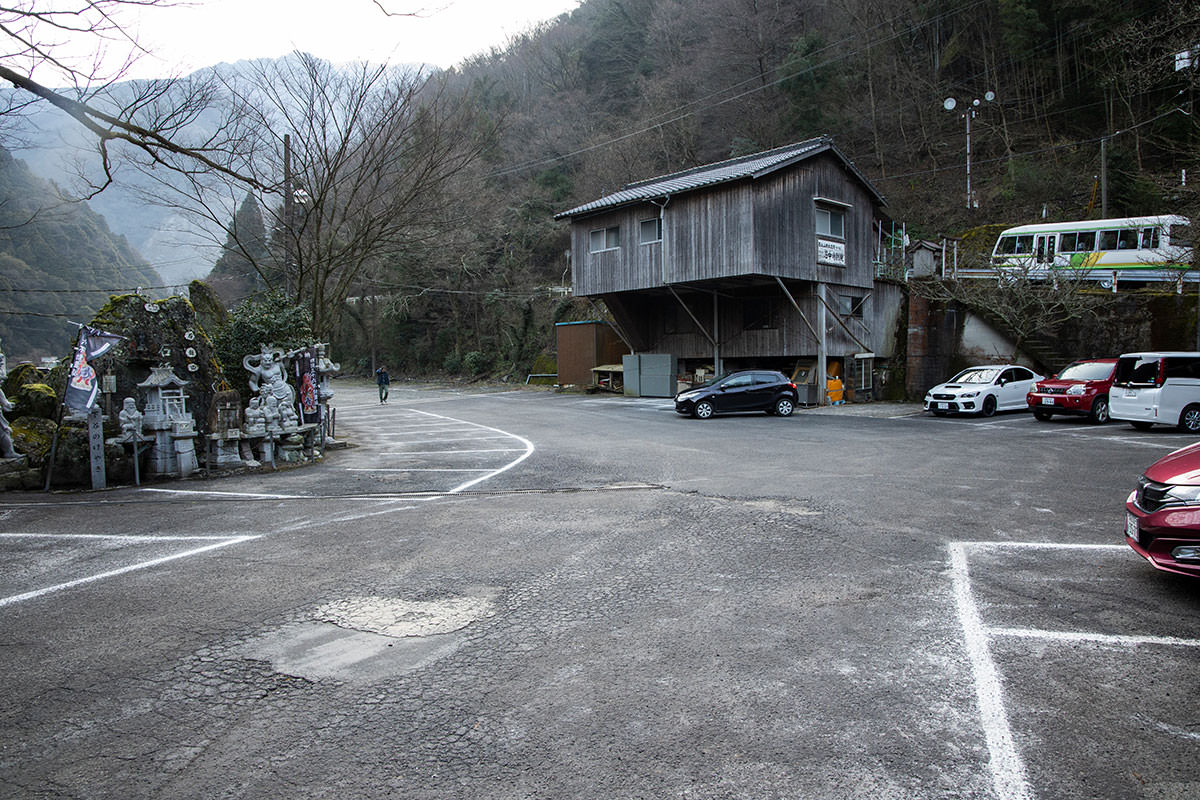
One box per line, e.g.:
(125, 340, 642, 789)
(571, 207, 666, 296)
(751, 154, 875, 290)
(662, 187, 755, 284)
(572, 154, 879, 299)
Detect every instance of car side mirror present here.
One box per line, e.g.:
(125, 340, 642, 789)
(998, 378, 1007, 386)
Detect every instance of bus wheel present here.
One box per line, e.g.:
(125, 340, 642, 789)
(1180, 404, 1200, 433)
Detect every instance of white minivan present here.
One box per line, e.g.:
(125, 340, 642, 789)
(1109, 352, 1200, 432)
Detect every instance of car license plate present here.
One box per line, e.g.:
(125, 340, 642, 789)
(935, 402, 945, 409)
(1126, 512, 1140, 544)
(1041, 397, 1054, 405)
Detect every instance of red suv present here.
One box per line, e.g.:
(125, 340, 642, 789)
(1126, 441, 1200, 578)
(1026, 358, 1117, 424)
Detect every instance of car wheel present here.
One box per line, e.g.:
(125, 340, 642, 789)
(1179, 404, 1200, 433)
(1131, 421, 1154, 431)
(693, 400, 714, 419)
(1033, 410, 1052, 421)
(1088, 396, 1110, 425)
(981, 395, 997, 417)
(774, 397, 794, 417)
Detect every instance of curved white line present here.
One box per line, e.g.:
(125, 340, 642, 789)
(407, 409, 535, 494)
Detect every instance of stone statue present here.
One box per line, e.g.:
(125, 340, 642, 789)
(243, 345, 295, 408)
(242, 395, 267, 437)
(0, 387, 20, 459)
(262, 393, 283, 436)
(315, 342, 340, 401)
(118, 397, 143, 439)
(278, 394, 300, 432)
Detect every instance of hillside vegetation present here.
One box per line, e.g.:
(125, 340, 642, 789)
(343, 0, 1197, 373)
(0, 148, 160, 362)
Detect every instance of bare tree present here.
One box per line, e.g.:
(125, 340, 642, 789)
(137, 53, 501, 338)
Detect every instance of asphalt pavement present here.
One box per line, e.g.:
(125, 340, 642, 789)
(1, 379, 1197, 800)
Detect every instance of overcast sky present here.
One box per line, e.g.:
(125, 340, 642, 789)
(120, 0, 580, 78)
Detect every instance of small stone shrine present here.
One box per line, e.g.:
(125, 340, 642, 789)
(138, 365, 199, 477)
(207, 389, 244, 468)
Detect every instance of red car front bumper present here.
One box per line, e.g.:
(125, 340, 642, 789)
(1125, 493, 1200, 578)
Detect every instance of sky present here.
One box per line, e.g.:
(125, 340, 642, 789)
(119, 0, 581, 79)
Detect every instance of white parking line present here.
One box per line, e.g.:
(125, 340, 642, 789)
(0, 533, 260, 608)
(950, 540, 1200, 800)
(949, 542, 1034, 800)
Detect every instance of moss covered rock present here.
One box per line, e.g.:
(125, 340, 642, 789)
(11, 416, 55, 469)
(11, 383, 57, 420)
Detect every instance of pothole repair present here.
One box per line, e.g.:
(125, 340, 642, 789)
(315, 595, 495, 637)
(244, 594, 495, 682)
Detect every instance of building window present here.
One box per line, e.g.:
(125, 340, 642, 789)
(589, 226, 620, 253)
(743, 298, 776, 330)
(639, 218, 662, 244)
(815, 207, 844, 239)
(838, 295, 865, 318)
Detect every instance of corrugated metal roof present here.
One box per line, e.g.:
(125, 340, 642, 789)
(555, 136, 884, 219)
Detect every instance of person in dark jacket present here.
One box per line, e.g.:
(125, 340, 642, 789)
(375, 365, 390, 403)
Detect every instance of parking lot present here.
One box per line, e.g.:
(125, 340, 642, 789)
(1, 382, 1198, 800)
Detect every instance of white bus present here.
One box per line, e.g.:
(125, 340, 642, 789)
(985, 215, 1193, 285)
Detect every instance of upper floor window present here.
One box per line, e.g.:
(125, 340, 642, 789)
(639, 218, 662, 244)
(816, 207, 845, 239)
(589, 226, 620, 253)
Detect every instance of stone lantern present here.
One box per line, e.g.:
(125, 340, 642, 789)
(137, 365, 199, 477)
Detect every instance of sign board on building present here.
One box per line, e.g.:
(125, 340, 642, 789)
(817, 238, 846, 267)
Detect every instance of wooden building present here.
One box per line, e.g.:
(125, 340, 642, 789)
(555, 136, 899, 403)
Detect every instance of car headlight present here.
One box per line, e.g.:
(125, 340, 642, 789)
(1066, 385, 1087, 395)
(1165, 484, 1200, 504)
(959, 391, 979, 398)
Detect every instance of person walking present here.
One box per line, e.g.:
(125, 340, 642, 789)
(375, 365, 390, 404)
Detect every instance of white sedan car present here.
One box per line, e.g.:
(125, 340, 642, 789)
(924, 364, 1043, 417)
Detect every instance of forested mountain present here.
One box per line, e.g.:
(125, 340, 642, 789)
(0, 147, 160, 362)
(2, 0, 1196, 376)
(460, 0, 1198, 235)
(340, 0, 1198, 375)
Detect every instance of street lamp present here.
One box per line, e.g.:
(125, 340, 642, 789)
(943, 91, 995, 209)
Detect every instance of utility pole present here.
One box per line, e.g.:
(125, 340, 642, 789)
(283, 133, 294, 299)
(1100, 136, 1108, 218)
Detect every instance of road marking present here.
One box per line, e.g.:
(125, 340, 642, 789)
(345, 468, 492, 473)
(142, 488, 304, 499)
(990, 627, 1200, 648)
(950, 539, 1200, 800)
(949, 542, 1034, 800)
(279, 503, 419, 531)
(404, 409, 534, 493)
(0, 534, 260, 608)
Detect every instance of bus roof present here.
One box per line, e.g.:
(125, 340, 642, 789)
(997, 215, 1189, 236)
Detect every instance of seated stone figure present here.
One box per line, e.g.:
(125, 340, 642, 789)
(242, 395, 267, 436)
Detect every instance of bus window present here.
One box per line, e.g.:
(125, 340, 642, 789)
(1060, 232, 1095, 252)
(1117, 229, 1138, 249)
(1099, 230, 1117, 250)
(995, 235, 1035, 255)
(1140, 227, 1159, 249)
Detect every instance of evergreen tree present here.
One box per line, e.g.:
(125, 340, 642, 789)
(206, 192, 271, 305)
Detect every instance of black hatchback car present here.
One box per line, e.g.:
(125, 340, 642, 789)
(674, 370, 800, 419)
